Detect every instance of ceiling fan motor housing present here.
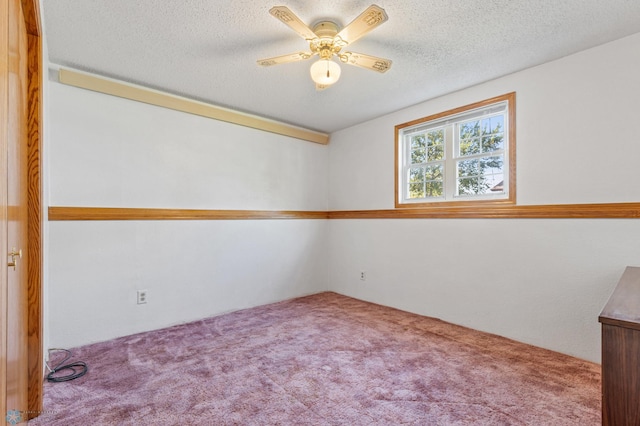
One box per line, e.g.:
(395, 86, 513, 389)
(310, 21, 345, 60)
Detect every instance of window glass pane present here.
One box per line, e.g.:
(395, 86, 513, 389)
(457, 176, 505, 196)
(427, 146, 442, 161)
(480, 114, 505, 153)
(488, 115, 504, 133)
(411, 148, 426, 164)
(410, 134, 426, 164)
(409, 183, 425, 198)
(480, 156, 503, 173)
(460, 116, 506, 157)
(457, 177, 479, 195)
(421, 163, 443, 198)
(460, 120, 481, 139)
(425, 163, 443, 181)
(481, 118, 491, 134)
(481, 155, 504, 194)
(409, 167, 424, 183)
(410, 135, 426, 150)
(485, 174, 504, 194)
(412, 129, 444, 162)
(457, 155, 504, 195)
(459, 120, 481, 158)
(457, 159, 480, 177)
(427, 130, 444, 147)
(425, 181, 443, 197)
(459, 119, 482, 157)
(482, 135, 503, 153)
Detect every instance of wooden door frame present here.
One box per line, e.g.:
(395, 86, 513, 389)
(22, 0, 42, 418)
(1, 0, 42, 419)
(0, 0, 8, 420)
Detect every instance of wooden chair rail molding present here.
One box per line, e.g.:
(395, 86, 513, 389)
(48, 207, 329, 221)
(329, 202, 640, 219)
(49, 202, 640, 221)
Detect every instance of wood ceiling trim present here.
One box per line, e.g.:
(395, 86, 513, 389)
(57, 68, 330, 145)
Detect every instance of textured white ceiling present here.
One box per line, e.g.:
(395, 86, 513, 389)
(42, 0, 640, 133)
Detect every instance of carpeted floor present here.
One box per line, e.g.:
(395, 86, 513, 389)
(29, 292, 601, 425)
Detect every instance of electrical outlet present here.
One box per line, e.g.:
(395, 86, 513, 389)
(137, 290, 148, 305)
(360, 271, 366, 281)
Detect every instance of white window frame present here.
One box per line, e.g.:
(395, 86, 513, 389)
(395, 93, 516, 208)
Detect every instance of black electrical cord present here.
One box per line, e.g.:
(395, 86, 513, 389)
(46, 348, 88, 382)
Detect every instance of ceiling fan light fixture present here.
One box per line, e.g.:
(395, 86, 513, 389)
(310, 59, 341, 87)
(258, 5, 391, 91)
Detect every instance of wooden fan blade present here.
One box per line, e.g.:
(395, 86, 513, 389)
(257, 52, 313, 67)
(269, 6, 317, 41)
(336, 5, 388, 45)
(340, 52, 392, 73)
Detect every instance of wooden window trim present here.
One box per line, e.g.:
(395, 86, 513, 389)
(395, 92, 516, 209)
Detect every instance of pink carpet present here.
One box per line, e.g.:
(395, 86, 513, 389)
(30, 292, 600, 425)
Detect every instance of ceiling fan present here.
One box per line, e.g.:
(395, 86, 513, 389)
(257, 5, 392, 90)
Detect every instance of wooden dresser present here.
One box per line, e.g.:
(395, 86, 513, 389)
(599, 266, 640, 426)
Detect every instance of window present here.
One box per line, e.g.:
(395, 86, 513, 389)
(395, 93, 515, 207)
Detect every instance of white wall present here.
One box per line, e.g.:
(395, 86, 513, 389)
(47, 32, 640, 361)
(49, 83, 328, 211)
(46, 81, 329, 348)
(327, 32, 640, 363)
